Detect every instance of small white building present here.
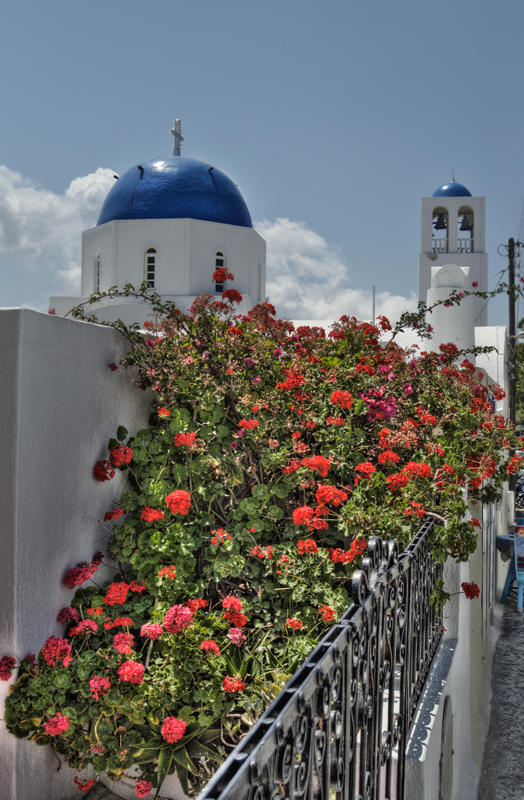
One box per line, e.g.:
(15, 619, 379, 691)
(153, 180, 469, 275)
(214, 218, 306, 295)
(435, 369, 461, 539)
(50, 122, 266, 324)
(419, 177, 487, 327)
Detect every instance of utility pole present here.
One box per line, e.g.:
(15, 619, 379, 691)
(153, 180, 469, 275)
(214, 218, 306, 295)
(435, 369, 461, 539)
(509, 237, 516, 426)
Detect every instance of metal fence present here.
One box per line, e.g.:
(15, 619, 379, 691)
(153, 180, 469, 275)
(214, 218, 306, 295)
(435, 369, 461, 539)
(197, 519, 443, 800)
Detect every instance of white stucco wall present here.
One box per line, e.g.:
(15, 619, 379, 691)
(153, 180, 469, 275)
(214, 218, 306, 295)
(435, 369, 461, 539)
(51, 218, 266, 325)
(0, 309, 152, 800)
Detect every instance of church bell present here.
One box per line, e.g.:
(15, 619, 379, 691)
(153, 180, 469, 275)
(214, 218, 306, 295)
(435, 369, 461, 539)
(459, 215, 472, 231)
(434, 213, 447, 231)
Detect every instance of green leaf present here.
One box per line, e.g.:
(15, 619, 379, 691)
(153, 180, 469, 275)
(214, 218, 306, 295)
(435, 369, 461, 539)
(155, 748, 174, 799)
(172, 745, 198, 775)
(117, 426, 129, 442)
(186, 739, 222, 762)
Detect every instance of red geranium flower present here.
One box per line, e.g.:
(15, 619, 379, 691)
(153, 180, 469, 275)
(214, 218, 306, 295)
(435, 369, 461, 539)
(174, 431, 197, 446)
(165, 490, 191, 515)
(74, 777, 94, 792)
(223, 675, 246, 692)
(158, 565, 176, 579)
(161, 717, 187, 743)
(42, 636, 72, 667)
(141, 506, 165, 522)
(293, 506, 315, 525)
(157, 408, 170, 417)
(301, 455, 331, 478)
(330, 390, 353, 409)
(163, 604, 193, 634)
(93, 460, 115, 482)
(222, 596, 242, 612)
(44, 711, 69, 736)
(462, 582, 480, 599)
(117, 661, 145, 684)
(319, 605, 335, 622)
(104, 582, 129, 606)
(113, 632, 134, 654)
(200, 640, 220, 656)
(140, 623, 163, 641)
(89, 675, 111, 700)
(69, 619, 98, 637)
(297, 538, 318, 554)
(0, 656, 17, 681)
(109, 446, 133, 466)
(285, 618, 303, 630)
(135, 780, 153, 798)
(222, 289, 243, 304)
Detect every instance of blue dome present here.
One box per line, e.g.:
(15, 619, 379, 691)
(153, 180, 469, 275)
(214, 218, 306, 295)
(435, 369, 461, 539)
(432, 181, 472, 198)
(97, 156, 252, 228)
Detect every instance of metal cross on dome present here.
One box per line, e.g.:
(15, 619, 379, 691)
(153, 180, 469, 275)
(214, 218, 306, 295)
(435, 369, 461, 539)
(170, 119, 185, 156)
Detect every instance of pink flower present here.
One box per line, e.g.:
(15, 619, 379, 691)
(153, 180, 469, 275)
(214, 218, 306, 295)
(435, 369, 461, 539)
(89, 675, 111, 700)
(117, 661, 145, 684)
(252, 376, 261, 385)
(163, 604, 193, 634)
(273, 348, 283, 356)
(108, 362, 118, 371)
(140, 623, 163, 641)
(48, 308, 56, 315)
(113, 632, 134, 654)
(244, 357, 256, 368)
(226, 628, 246, 646)
(44, 711, 69, 736)
(161, 717, 187, 743)
(135, 780, 153, 798)
(472, 281, 478, 287)
(403, 383, 413, 396)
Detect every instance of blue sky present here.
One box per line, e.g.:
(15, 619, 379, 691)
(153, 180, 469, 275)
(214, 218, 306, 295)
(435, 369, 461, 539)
(1, 0, 523, 324)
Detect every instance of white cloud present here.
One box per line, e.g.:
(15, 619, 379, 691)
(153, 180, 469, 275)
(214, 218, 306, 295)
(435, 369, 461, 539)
(0, 165, 116, 294)
(255, 217, 417, 326)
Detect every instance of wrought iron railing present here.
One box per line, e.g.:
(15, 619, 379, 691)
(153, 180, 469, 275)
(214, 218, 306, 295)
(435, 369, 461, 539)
(198, 519, 443, 800)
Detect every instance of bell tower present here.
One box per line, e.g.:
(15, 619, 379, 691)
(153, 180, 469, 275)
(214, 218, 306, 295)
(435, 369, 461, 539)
(418, 177, 487, 326)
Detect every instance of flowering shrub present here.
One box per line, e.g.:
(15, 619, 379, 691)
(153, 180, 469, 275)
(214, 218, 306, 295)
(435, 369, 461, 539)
(3, 280, 521, 797)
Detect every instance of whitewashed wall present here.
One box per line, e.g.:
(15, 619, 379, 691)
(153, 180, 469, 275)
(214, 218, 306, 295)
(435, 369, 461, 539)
(0, 309, 152, 800)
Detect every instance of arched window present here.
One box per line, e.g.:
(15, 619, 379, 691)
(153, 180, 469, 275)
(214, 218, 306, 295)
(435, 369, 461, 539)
(145, 248, 156, 288)
(215, 251, 225, 292)
(94, 253, 100, 293)
(432, 206, 449, 254)
(457, 206, 474, 253)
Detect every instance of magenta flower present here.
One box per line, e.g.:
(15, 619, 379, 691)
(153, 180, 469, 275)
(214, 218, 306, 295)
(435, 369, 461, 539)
(472, 281, 478, 287)
(227, 628, 246, 646)
(252, 377, 261, 385)
(108, 362, 118, 371)
(48, 308, 56, 315)
(403, 383, 413, 396)
(244, 357, 256, 368)
(457, 292, 465, 299)
(273, 348, 283, 356)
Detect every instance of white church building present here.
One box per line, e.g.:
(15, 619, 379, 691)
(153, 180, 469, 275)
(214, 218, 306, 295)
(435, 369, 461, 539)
(50, 121, 266, 323)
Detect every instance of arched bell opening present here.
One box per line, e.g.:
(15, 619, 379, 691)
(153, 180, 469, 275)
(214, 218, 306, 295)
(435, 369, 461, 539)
(432, 206, 449, 254)
(457, 206, 474, 253)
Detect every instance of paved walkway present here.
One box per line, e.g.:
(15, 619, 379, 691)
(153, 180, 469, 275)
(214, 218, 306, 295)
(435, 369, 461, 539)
(477, 591, 524, 800)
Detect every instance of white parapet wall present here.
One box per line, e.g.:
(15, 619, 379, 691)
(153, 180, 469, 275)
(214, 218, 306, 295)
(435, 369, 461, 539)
(0, 309, 152, 800)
